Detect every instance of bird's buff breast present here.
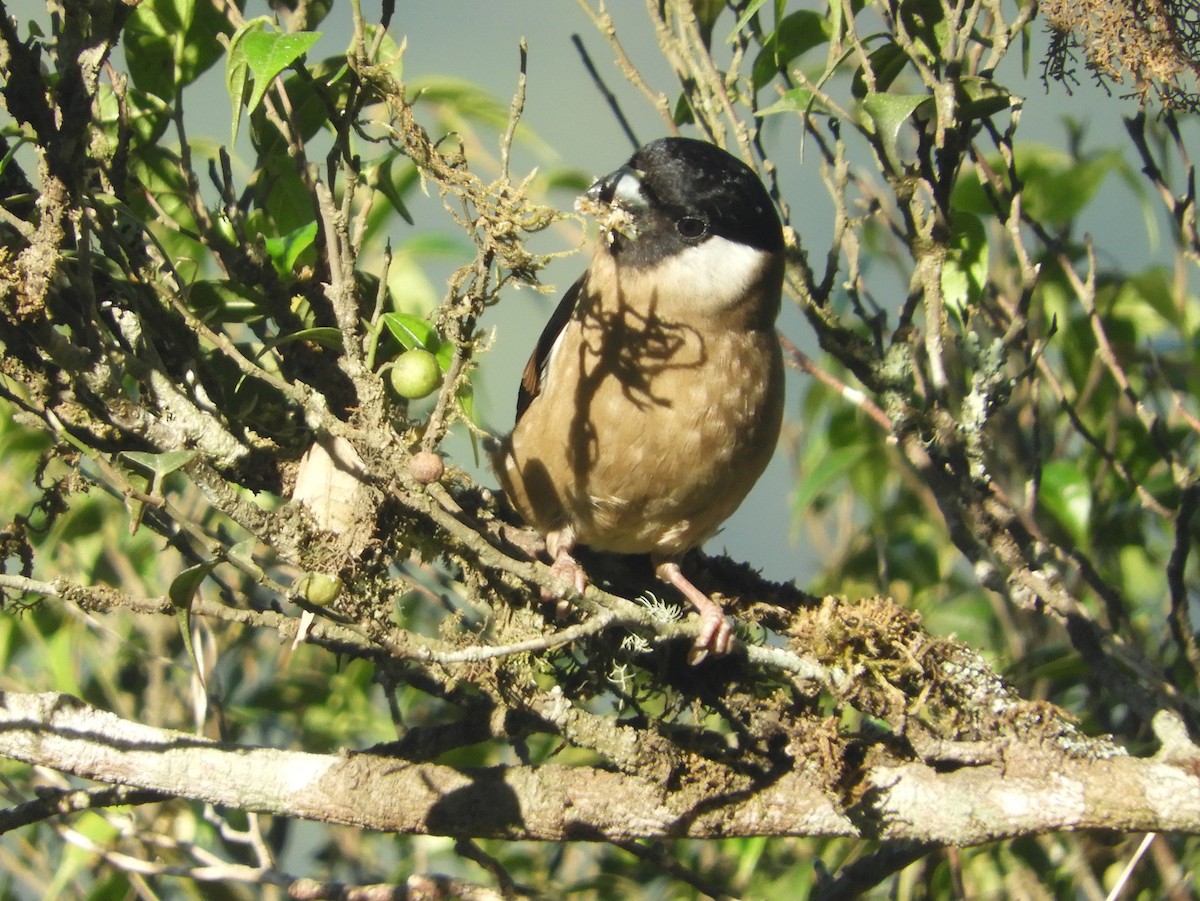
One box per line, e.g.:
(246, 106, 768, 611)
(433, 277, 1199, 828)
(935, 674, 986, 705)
(499, 309, 784, 558)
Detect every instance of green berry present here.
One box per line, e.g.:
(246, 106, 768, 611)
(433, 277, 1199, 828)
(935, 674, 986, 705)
(296, 572, 343, 607)
(390, 349, 442, 399)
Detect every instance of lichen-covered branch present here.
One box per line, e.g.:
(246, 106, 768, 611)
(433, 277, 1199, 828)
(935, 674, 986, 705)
(3, 690, 1198, 846)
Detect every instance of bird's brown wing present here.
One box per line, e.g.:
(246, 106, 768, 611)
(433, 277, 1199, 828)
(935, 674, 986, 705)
(516, 273, 585, 421)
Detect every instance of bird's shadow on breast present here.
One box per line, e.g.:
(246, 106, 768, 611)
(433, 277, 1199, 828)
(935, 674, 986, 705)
(566, 292, 706, 496)
(576, 293, 705, 411)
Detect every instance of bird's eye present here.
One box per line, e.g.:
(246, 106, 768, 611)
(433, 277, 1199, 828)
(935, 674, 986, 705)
(676, 216, 707, 239)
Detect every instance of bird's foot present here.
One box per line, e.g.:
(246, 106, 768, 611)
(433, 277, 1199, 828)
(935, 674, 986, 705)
(545, 551, 587, 603)
(655, 560, 735, 665)
(542, 528, 587, 617)
(688, 607, 734, 665)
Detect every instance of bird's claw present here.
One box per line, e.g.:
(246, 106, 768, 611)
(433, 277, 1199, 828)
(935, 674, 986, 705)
(541, 550, 588, 618)
(687, 610, 735, 665)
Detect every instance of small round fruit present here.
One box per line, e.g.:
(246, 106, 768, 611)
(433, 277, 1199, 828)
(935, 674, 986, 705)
(410, 450, 445, 484)
(296, 572, 343, 607)
(390, 349, 442, 399)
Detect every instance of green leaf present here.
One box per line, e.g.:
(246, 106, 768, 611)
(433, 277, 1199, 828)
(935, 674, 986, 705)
(886, 534, 942, 585)
(0, 135, 25, 182)
(726, 0, 771, 42)
(793, 442, 871, 514)
(247, 150, 317, 234)
(538, 166, 594, 193)
(96, 84, 171, 149)
(120, 449, 197, 495)
(409, 76, 513, 130)
(1022, 147, 1125, 227)
(262, 220, 319, 276)
(752, 11, 831, 89)
(434, 341, 455, 375)
(226, 21, 321, 141)
(126, 0, 231, 100)
(861, 92, 932, 166)
(169, 561, 214, 687)
(244, 30, 322, 114)
(225, 17, 270, 142)
(370, 153, 416, 225)
(126, 145, 205, 282)
(457, 382, 480, 465)
(279, 56, 355, 144)
(673, 92, 695, 127)
(957, 75, 1013, 122)
(851, 43, 911, 98)
(757, 86, 819, 117)
(1039, 460, 1093, 547)
(941, 212, 989, 321)
(169, 561, 213, 610)
(187, 279, 269, 323)
(265, 327, 345, 352)
(690, 0, 725, 46)
(382, 313, 441, 353)
(46, 811, 120, 899)
(226, 539, 259, 571)
(953, 144, 1126, 228)
(1110, 267, 1187, 333)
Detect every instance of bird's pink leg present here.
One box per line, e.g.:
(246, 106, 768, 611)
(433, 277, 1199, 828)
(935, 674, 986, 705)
(544, 527, 586, 613)
(654, 560, 734, 664)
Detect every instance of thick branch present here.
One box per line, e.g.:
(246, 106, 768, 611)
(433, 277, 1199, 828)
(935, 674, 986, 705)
(5, 691, 1200, 845)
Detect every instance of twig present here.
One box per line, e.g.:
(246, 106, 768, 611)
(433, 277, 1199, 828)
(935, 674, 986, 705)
(1066, 239, 1188, 488)
(1166, 485, 1200, 678)
(1106, 833, 1157, 901)
(612, 839, 737, 901)
(0, 786, 166, 834)
(315, 180, 364, 369)
(780, 334, 892, 433)
(571, 34, 640, 150)
(500, 40, 528, 179)
(576, 0, 676, 131)
(455, 838, 523, 900)
(56, 822, 292, 886)
(814, 840, 938, 900)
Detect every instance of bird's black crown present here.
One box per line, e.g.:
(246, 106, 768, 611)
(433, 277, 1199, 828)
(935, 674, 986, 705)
(625, 137, 783, 254)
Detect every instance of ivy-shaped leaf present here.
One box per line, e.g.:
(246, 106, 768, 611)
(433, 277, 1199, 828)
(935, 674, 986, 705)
(121, 449, 197, 495)
(243, 30, 322, 115)
(226, 20, 321, 142)
(861, 92, 933, 168)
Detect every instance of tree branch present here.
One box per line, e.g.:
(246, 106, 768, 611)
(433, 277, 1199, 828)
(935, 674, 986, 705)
(4, 690, 1200, 845)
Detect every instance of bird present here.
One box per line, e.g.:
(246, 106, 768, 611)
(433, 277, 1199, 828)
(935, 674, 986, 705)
(492, 136, 785, 663)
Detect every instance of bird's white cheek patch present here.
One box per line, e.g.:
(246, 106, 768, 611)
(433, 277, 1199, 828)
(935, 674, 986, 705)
(651, 237, 772, 314)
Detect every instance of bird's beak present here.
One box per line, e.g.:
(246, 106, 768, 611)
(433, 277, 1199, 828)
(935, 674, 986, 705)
(586, 165, 647, 211)
(580, 165, 646, 245)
